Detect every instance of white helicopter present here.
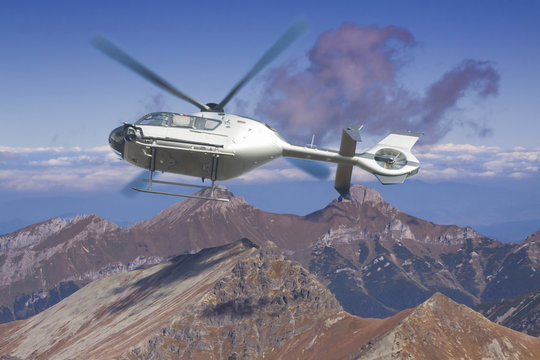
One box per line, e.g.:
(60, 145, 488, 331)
(94, 19, 421, 202)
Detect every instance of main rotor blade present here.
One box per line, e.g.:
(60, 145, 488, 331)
(286, 158, 331, 180)
(91, 35, 210, 111)
(121, 170, 147, 198)
(217, 18, 310, 111)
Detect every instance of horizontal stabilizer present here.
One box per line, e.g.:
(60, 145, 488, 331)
(377, 131, 422, 151)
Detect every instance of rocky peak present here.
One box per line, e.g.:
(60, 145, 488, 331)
(131, 240, 343, 359)
(356, 292, 540, 359)
(0, 215, 118, 251)
(331, 184, 386, 206)
(0, 217, 69, 250)
(525, 228, 540, 243)
(133, 185, 251, 229)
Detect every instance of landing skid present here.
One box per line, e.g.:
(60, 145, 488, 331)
(132, 172, 229, 202)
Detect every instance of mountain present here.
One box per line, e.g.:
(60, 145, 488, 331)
(475, 288, 540, 337)
(354, 292, 540, 359)
(0, 240, 375, 359)
(0, 214, 165, 322)
(1, 185, 539, 325)
(2, 240, 539, 360)
(474, 230, 540, 337)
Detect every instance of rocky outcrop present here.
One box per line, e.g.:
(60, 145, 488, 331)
(129, 240, 343, 359)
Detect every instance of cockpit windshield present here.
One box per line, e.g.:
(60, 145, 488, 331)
(136, 112, 221, 131)
(137, 112, 170, 126)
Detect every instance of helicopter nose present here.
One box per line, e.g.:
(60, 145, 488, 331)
(109, 126, 125, 156)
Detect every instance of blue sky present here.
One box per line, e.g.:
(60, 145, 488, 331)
(1, 1, 540, 241)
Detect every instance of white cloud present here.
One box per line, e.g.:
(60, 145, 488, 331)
(0, 145, 109, 154)
(416, 143, 502, 153)
(0, 143, 538, 192)
(415, 144, 540, 180)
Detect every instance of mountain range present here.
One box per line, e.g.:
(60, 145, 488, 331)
(0, 185, 538, 336)
(1, 240, 539, 360)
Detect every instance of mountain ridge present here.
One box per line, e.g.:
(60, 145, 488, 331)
(1, 184, 538, 325)
(1, 240, 539, 360)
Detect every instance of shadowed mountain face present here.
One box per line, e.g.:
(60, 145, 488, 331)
(476, 288, 540, 337)
(1, 241, 539, 360)
(0, 185, 539, 323)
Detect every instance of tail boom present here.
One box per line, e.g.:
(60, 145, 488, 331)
(280, 129, 421, 194)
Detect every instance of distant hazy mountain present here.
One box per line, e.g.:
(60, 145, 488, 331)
(1, 185, 539, 327)
(1, 240, 539, 360)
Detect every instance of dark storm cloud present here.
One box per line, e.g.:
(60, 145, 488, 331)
(255, 23, 499, 144)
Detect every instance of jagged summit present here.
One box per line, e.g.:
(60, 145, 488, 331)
(333, 183, 387, 206)
(132, 184, 249, 229)
(0, 214, 118, 251)
(526, 228, 540, 243)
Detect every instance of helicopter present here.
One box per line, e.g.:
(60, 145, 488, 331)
(93, 19, 421, 202)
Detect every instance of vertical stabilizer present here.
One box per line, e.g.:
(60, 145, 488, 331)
(334, 126, 362, 199)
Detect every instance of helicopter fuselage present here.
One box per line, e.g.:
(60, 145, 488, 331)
(110, 112, 288, 181)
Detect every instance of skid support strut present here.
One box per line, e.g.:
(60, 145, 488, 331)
(131, 151, 228, 202)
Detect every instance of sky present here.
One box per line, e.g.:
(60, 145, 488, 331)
(1, 0, 540, 241)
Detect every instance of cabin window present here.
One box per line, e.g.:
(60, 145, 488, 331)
(196, 118, 220, 130)
(139, 112, 221, 130)
(171, 114, 192, 127)
(170, 115, 220, 131)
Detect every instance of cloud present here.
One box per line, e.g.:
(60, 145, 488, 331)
(0, 145, 109, 154)
(29, 154, 111, 167)
(0, 146, 136, 192)
(0, 151, 19, 162)
(233, 144, 540, 183)
(415, 144, 540, 180)
(254, 23, 499, 144)
(0, 143, 537, 192)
